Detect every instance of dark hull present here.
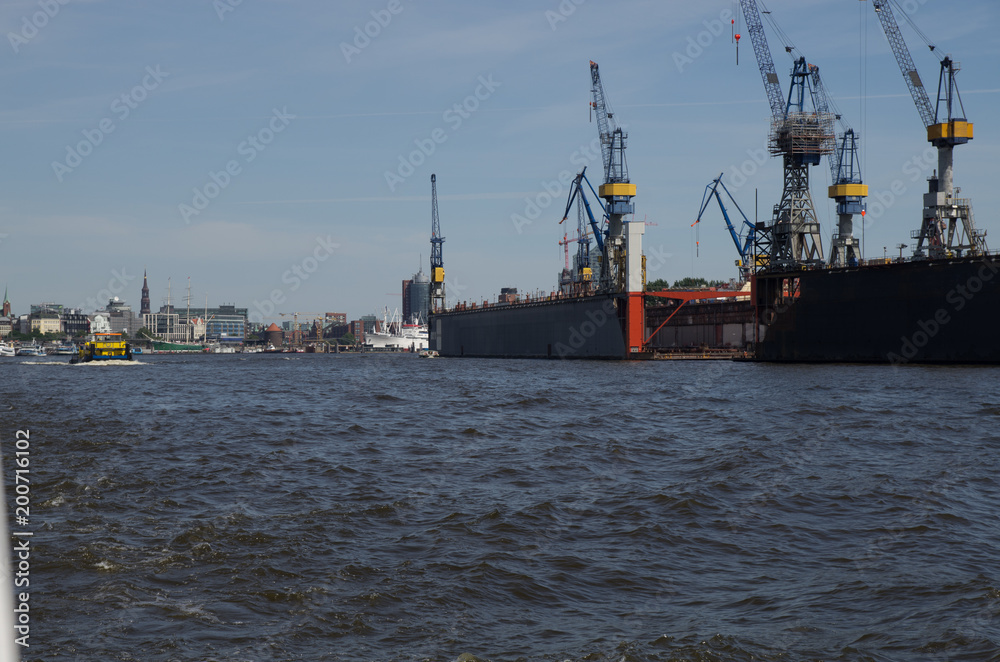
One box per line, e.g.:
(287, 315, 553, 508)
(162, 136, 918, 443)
(429, 294, 627, 359)
(755, 255, 1000, 363)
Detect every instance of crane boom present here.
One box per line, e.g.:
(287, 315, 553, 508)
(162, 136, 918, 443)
(560, 168, 605, 253)
(694, 173, 756, 279)
(808, 65, 841, 182)
(588, 60, 629, 185)
(739, 0, 785, 119)
(871, 0, 935, 128)
(589, 61, 613, 182)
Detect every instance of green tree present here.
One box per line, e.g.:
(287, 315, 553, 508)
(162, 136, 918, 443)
(646, 278, 670, 291)
(672, 277, 709, 289)
(339, 332, 356, 345)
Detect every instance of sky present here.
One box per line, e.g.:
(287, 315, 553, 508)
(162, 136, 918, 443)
(1, 0, 998, 323)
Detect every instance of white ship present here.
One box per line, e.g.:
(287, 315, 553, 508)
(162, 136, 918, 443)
(364, 308, 427, 350)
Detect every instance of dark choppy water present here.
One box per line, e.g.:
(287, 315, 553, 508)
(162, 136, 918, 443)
(2, 354, 999, 661)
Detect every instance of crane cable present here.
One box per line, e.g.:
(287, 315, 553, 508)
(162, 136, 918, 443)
(756, 0, 799, 61)
(888, 0, 941, 60)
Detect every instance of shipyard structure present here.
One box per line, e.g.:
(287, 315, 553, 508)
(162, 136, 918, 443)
(430, 3, 997, 364)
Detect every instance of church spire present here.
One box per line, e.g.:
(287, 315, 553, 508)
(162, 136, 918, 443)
(140, 270, 151, 316)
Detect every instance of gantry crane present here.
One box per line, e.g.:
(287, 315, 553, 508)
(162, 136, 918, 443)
(740, 0, 834, 270)
(871, 0, 985, 258)
(589, 61, 643, 294)
(694, 173, 757, 280)
(808, 64, 865, 267)
(429, 174, 446, 312)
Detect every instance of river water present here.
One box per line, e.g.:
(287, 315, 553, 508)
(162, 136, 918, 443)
(2, 353, 998, 661)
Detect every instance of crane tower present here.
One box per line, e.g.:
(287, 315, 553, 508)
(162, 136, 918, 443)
(429, 174, 445, 313)
(808, 64, 866, 267)
(589, 61, 643, 294)
(871, 0, 984, 258)
(740, 0, 834, 270)
(589, 61, 645, 354)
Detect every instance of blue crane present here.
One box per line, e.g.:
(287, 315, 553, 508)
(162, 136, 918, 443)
(808, 64, 864, 267)
(429, 174, 445, 312)
(561, 167, 606, 254)
(588, 60, 639, 294)
(693, 173, 756, 280)
(559, 168, 607, 292)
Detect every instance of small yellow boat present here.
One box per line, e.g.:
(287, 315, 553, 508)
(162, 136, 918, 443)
(70, 333, 134, 363)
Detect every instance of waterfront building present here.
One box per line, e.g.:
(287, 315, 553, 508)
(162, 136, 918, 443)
(91, 314, 112, 334)
(102, 297, 141, 337)
(203, 304, 247, 343)
(30, 318, 62, 335)
(408, 269, 430, 324)
(0, 318, 11, 338)
(402, 279, 412, 322)
(61, 310, 90, 337)
(30, 303, 63, 316)
(29, 303, 63, 335)
(144, 307, 184, 342)
(349, 320, 365, 344)
(264, 323, 283, 347)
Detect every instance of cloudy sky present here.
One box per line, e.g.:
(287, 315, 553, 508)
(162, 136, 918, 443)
(1, 0, 997, 321)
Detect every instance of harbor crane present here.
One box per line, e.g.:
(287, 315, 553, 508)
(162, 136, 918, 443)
(589, 60, 642, 294)
(586, 60, 645, 354)
(429, 174, 446, 312)
(560, 166, 605, 294)
(693, 173, 757, 280)
(871, 0, 985, 258)
(808, 64, 865, 267)
(739, 0, 834, 269)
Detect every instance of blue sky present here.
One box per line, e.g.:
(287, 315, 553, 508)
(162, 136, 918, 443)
(1, 0, 997, 322)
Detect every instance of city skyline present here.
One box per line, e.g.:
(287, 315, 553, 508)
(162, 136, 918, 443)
(1, 1, 998, 316)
